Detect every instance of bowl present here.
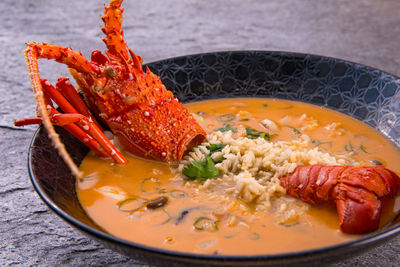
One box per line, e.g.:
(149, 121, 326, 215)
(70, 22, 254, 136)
(28, 51, 400, 266)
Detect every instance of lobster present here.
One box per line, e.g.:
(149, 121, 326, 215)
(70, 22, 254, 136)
(280, 165, 400, 234)
(14, 0, 206, 177)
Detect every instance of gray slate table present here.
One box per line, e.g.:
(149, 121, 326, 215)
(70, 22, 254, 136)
(1, 0, 400, 266)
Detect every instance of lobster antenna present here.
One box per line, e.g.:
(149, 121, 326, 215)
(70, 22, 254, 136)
(25, 46, 83, 178)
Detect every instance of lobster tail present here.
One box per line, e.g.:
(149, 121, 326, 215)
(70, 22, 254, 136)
(335, 184, 381, 234)
(280, 165, 400, 234)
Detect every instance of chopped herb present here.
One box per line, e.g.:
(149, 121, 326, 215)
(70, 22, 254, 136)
(312, 140, 333, 148)
(140, 177, 161, 193)
(214, 124, 237, 132)
(182, 156, 219, 180)
(213, 156, 226, 164)
(158, 188, 167, 194)
(284, 125, 301, 135)
(245, 127, 276, 141)
(262, 104, 268, 108)
(216, 113, 235, 123)
(344, 141, 357, 154)
(170, 190, 187, 199)
(279, 105, 294, 110)
(207, 143, 225, 154)
(193, 216, 219, 231)
(239, 118, 250, 121)
(344, 144, 349, 152)
(349, 142, 355, 153)
(280, 221, 300, 227)
(359, 144, 370, 154)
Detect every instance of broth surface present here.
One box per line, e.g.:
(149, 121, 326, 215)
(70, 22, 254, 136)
(77, 98, 400, 255)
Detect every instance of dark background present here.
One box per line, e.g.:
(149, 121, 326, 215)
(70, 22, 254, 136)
(1, 0, 399, 265)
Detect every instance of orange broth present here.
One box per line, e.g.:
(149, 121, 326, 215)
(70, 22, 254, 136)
(77, 98, 400, 255)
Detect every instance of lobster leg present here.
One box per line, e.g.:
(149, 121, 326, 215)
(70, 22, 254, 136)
(55, 77, 102, 130)
(15, 110, 109, 158)
(49, 111, 126, 164)
(34, 78, 126, 163)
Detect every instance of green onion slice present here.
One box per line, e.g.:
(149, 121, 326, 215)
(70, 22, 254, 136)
(216, 113, 235, 123)
(170, 190, 187, 199)
(193, 216, 219, 231)
(117, 197, 145, 213)
(155, 209, 172, 225)
(140, 177, 161, 193)
(248, 232, 260, 240)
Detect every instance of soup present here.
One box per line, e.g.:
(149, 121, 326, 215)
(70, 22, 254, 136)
(77, 98, 400, 255)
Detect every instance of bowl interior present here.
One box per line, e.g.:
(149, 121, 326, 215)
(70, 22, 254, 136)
(29, 51, 400, 266)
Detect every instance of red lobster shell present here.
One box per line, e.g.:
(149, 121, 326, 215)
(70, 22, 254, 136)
(280, 165, 400, 234)
(15, 0, 206, 176)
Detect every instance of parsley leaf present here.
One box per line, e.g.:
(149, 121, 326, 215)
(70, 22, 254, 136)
(207, 144, 225, 154)
(183, 156, 219, 180)
(245, 127, 277, 141)
(214, 124, 237, 132)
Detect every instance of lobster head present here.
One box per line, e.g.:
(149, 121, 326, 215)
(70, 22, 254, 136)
(69, 0, 206, 162)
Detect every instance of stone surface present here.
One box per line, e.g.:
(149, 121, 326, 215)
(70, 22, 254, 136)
(0, 0, 399, 266)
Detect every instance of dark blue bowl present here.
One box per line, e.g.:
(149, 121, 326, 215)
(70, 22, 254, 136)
(29, 51, 400, 266)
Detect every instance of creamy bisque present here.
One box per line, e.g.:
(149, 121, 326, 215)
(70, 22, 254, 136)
(77, 98, 400, 255)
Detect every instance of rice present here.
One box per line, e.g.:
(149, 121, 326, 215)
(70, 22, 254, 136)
(177, 128, 357, 214)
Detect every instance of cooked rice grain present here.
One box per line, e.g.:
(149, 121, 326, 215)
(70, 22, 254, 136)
(177, 129, 357, 211)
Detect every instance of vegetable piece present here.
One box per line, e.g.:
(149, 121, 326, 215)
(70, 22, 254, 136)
(248, 232, 260, 240)
(245, 127, 276, 141)
(197, 111, 209, 116)
(146, 196, 168, 209)
(214, 124, 237, 132)
(216, 113, 235, 123)
(280, 221, 300, 227)
(283, 125, 301, 135)
(155, 209, 172, 225)
(262, 104, 268, 108)
(140, 177, 160, 193)
(239, 118, 249, 121)
(279, 105, 294, 110)
(370, 159, 384, 166)
(311, 140, 333, 148)
(213, 156, 226, 164)
(207, 143, 225, 154)
(360, 144, 370, 154)
(175, 209, 191, 225)
(170, 190, 187, 199)
(193, 216, 219, 231)
(117, 198, 145, 212)
(183, 156, 219, 180)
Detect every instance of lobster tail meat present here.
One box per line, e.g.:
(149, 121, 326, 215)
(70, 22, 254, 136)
(280, 165, 400, 234)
